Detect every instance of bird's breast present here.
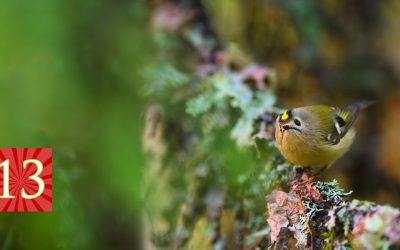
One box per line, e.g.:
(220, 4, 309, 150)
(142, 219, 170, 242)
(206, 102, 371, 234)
(275, 127, 353, 168)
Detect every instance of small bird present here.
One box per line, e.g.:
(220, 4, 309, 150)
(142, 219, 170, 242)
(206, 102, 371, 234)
(275, 101, 371, 170)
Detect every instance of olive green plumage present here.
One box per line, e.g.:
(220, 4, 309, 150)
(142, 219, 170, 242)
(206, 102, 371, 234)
(275, 101, 371, 169)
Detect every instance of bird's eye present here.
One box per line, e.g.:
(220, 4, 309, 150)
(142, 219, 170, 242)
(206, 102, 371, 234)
(294, 119, 301, 126)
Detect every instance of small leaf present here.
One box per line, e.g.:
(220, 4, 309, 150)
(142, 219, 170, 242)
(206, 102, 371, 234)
(143, 64, 189, 95)
(186, 92, 215, 116)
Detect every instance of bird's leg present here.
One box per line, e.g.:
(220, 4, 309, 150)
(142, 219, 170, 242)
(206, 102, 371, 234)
(294, 167, 315, 187)
(296, 165, 328, 187)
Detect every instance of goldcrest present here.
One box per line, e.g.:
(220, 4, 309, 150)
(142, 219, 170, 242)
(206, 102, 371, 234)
(275, 101, 371, 169)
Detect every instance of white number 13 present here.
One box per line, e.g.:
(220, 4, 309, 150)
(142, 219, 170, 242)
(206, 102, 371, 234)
(0, 159, 45, 199)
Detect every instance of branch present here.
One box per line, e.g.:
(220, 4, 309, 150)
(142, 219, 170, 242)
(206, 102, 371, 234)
(267, 169, 400, 249)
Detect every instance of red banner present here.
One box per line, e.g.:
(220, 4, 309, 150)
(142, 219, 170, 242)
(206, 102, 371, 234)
(0, 148, 52, 212)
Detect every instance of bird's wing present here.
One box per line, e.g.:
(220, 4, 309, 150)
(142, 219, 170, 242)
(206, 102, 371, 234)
(328, 101, 371, 145)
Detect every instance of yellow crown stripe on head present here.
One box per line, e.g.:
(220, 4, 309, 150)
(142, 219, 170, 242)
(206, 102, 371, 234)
(281, 111, 289, 121)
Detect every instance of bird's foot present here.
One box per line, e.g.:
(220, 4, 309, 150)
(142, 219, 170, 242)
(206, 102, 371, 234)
(292, 166, 316, 187)
(292, 165, 328, 187)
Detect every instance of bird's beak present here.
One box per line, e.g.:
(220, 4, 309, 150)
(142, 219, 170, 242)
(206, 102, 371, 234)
(280, 123, 302, 133)
(278, 118, 289, 127)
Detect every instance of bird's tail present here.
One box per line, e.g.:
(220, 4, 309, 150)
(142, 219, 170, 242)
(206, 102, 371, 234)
(348, 100, 375, 110)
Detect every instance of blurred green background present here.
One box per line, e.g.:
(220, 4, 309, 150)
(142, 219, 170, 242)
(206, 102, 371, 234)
(1, 0, 400, 249)
(0, 0, 152, 249)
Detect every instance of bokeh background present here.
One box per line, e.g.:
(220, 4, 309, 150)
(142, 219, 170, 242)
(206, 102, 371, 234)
(1, 0, 400, 249)
(0, 0, 151, 249)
